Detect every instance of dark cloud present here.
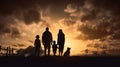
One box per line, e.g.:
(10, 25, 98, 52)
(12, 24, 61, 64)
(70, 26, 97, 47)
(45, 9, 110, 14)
(72, 0, 120, 40)
(81, 10, 97, 22)
(0, 15, 21, 38)
(63, 17, 76, 26)
(11, 27, 21, 38)
(0, 0, 120, 41)
(24, 9, 41, 24)
(0, 0, 85, 24)
(0, 16, 12, 34)
(0, 0, 72, 37)
(92, 0, 120, 10)
(77, 18, 120, 40)
(0, 0, 41, 38)
(112, 31, 120, 40)
(76, 23, 113, 40)
(110, 43, 120, 48)
(0, 0, 41, 25)
(87, 40, 120, 50)
(80, 0, 120, 23)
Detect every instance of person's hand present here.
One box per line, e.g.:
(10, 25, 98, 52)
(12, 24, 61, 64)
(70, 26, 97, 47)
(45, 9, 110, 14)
(50, 42, 52, 45)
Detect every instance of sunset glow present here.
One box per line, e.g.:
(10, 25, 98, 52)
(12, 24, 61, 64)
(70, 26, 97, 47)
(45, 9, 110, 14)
(0, 0, 120, 56)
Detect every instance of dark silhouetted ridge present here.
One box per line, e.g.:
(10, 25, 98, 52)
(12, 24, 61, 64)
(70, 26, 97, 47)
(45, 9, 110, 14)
(0, 56, 120, 67)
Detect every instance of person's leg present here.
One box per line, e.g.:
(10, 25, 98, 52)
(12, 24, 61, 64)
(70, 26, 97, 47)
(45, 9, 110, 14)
(53, 51, 55, 56)
(35, 47, 37, 56)
(61, 50, 63, 56)
(44, 46, 47, 56)
(61, 51, 62, 56)
(39, 48, 41, 56)
(38, 48, 40, 56)
(53, 49, 55, 56)
(60, 50, 62, 56)
(59, 47, 60, 56)
(53, 49, 56, 56)
(55, 50, 57, 56)
(61, 46, 64, 56)
(59, 46, 62, 56)
(48, 45, 50, 56)
(54, 49, 56, 56)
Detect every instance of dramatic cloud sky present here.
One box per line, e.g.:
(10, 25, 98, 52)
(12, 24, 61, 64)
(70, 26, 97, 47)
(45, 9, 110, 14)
(0, 0, 120, 56)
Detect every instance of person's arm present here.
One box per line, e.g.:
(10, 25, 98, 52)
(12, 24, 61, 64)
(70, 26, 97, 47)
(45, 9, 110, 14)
(42, 33, 45, 45)
(57, 34, 60, 45)
(34, 39, 36, 47)
(63, 33, 65, 45)
(50, 32, 53, 45)
(50, 32, 53, 42)
(39, 40, 41, 48)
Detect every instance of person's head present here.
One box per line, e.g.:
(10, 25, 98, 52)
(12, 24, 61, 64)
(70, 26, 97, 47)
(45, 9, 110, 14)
(59, 29, 62, 33)
(67, 47, 71, 51)
(53, 40, 56, 44)
(36, 35, 40, 39)
(46, 27, 49, 31)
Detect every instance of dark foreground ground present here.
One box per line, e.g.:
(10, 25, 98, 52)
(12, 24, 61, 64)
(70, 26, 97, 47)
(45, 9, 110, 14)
(0, 56, 120, 67)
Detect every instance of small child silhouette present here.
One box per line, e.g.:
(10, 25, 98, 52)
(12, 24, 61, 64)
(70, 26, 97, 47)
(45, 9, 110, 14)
(34, 35, 41, 56)
(52, 41, 58, 56)
(63, 47, 71, 56)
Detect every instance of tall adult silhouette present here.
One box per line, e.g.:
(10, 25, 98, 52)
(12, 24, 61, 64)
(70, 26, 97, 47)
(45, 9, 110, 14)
(42, 27, 53, 56)
(34, 35, 41, 56)
(57, 29, 65, 56)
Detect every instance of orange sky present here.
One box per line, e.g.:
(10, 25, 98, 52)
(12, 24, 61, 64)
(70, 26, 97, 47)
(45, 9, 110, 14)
(0, 0, 120, 56)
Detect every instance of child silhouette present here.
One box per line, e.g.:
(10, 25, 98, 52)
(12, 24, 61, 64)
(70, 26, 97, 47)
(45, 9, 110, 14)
(52, 41, 58, 56)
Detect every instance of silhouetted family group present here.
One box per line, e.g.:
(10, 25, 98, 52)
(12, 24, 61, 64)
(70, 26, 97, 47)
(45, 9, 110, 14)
(34, 27, 71, 56)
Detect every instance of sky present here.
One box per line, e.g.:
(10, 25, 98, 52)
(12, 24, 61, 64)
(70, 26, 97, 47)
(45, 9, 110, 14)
(0, 0, 120, 56)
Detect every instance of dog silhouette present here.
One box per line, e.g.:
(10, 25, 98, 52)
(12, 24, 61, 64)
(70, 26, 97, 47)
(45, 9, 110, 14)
(63, 47, 71, 56)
